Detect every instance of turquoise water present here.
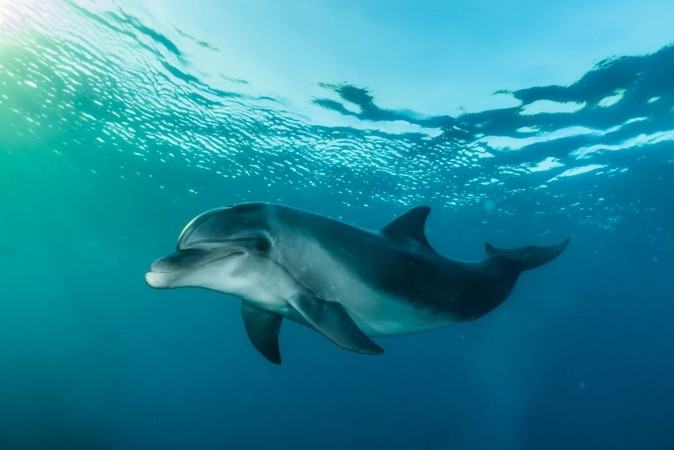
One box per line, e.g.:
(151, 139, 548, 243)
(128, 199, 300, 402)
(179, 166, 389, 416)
(1, 1, 673, 449)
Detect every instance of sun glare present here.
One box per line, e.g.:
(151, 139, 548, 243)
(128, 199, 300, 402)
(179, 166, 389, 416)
(0, 0, 19, 33)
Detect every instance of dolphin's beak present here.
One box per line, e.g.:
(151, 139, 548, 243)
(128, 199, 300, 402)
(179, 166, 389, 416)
(145, 249, 212, 289)
(145, 247, 245, 289)
(145, 271, 166, 288)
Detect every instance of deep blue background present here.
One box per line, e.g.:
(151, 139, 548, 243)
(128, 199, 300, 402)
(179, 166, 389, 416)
(0, 2, 673, 449)
(2, 153, 672, 449)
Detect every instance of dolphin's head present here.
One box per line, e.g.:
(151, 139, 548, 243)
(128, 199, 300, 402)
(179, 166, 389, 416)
(145, 203, 279, 296)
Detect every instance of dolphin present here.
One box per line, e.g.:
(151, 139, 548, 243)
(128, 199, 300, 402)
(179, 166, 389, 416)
(146, 202, 569, 364)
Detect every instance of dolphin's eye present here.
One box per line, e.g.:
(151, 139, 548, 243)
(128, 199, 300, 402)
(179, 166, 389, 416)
(254, 238, 270, 252)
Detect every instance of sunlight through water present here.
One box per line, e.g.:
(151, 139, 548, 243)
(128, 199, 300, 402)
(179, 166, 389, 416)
(1, 0, 673, 234)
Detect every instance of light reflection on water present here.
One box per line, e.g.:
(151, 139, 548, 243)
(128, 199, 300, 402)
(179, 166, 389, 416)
(0, 0, 673, 231)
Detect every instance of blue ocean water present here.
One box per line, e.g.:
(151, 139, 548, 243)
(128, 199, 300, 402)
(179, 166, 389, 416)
(1, 1, 673, 449)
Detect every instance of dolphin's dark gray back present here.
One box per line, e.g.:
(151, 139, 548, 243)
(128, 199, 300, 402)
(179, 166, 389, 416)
(276, 205, 569, 323)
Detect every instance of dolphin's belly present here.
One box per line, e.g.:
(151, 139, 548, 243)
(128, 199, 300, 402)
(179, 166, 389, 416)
(295, 244, 455, 337)
(339, 287, 455, 337)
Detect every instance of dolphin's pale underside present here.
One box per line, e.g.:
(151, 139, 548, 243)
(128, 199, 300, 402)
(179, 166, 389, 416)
(146, 203, 569, 364)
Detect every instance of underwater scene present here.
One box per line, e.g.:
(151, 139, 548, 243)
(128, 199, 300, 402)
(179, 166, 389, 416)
(1, 0, 673, 449)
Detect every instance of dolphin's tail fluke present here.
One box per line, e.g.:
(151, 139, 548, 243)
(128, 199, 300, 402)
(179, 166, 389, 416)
(484, 237, 570, 272)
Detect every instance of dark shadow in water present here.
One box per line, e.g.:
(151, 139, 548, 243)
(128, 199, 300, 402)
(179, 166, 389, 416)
(315, 44, 674, 164)
(64, 0, 183, 58)
(65, 0, 251, 103)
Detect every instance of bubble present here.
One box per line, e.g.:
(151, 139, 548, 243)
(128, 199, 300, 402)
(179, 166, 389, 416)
(484, 199, 496, 211)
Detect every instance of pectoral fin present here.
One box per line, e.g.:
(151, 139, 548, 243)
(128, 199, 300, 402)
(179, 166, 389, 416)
(288, 293, 383, 355)
(241, 302, 283, 364)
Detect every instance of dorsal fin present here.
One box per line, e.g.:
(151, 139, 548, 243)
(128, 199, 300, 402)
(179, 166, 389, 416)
(381, 206, 433, 249)
(484, 242, 499, 257)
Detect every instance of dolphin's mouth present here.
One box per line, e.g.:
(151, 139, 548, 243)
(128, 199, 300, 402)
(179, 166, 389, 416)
(184, 251, 245, 269)
(145, 250, 244, 289)
(148, 250, 244, 274)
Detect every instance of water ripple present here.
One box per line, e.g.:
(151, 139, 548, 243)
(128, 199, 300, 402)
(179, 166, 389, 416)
(0, 0, 672, 231)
